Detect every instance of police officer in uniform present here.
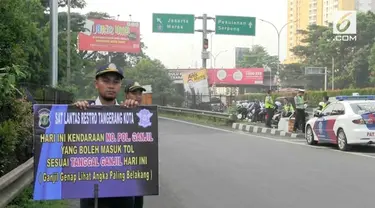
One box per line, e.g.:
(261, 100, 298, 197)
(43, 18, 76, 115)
(322, 96, 330, 110)
(282, 98, 294, 117)
(74, 63, 142, 208)
(293, 89, 306, 133)
(264, 90, 274, 128)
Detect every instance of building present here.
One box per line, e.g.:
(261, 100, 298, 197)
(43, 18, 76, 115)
(284, 0, 374, 64)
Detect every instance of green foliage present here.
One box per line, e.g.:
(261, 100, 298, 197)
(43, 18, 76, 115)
(238, 45, 278, 70)
(0, 66, 33, 175)
(6, 186, 69, 208)
(125, 58, 184, 105)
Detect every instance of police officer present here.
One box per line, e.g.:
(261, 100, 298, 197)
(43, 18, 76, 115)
(124, 80, 146, 104)
(264, 90, 274, 128)
(322, 96, 330, 110)
(282, 98, 294, 117)
(74, 63, 141, 208)
(293, 89, 306, 133)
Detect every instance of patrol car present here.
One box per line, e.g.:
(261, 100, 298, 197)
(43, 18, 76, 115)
(305, 95, 375, 151)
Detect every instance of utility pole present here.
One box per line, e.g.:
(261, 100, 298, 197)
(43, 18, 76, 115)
(195, 14, 214, 69)
(67, 0, 71, 83)
(50, 0, 58, 87)
(331, 57, 335, 90)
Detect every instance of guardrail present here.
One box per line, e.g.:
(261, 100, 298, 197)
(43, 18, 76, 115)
(0, 158, 33, 208)
(158, 106, 236, 123)
(0, 105, 316, 207)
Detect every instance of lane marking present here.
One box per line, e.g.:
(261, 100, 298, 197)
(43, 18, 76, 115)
(160, 117, 375, 160)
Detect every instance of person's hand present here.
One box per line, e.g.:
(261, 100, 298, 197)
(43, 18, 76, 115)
(121, 99, 139, 108)
(73, 100, 89, 110)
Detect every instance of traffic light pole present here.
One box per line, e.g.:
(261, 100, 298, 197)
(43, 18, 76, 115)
(195, 14, 214, 69)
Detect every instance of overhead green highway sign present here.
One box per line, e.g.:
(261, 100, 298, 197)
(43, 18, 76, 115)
(152, 13, 195, 34)
(215, 15, 256, 36)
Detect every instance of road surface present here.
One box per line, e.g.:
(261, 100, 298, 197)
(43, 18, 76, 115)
(144, 118, 375, 208)
(71, 118, 375, 208)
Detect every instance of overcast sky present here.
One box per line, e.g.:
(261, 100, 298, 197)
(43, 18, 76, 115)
(71, 0, 287, 69)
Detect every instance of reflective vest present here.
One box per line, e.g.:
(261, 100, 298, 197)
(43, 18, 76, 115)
(321, 102, 327, 109)
(294, 96, 305, 109)
(284, 103, 294, 112)
(265, 95, 274, 108)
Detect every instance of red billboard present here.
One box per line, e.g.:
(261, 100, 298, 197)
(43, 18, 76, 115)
(207, 68, 264, 85)
(78, 19, 141, 53)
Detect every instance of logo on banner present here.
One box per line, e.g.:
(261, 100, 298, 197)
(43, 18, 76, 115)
(38, 108, 51, 129)
(137, 109, 153, 128)
(333, 11, 357, 42)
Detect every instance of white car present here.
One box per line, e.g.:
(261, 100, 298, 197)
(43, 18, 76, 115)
(305, 95, 375, 151)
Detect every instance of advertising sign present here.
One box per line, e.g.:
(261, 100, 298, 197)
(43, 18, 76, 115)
(182, 69, 210, 102)
(78, 19, 141, 53)
(207, 68, 264, 85)
(33, 105, 159, 200)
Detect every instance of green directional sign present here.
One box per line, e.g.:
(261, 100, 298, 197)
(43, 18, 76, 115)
(152, 13, 195, 34)
(215, 15, 256, 36)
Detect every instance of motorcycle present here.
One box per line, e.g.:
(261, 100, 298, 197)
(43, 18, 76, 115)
(236, 104, 250, 120)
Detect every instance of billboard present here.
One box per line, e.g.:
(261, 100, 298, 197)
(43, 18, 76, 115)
(183, 69, 210, 102)
(78, 19, 141, 53)
(207, 68, 264, 85)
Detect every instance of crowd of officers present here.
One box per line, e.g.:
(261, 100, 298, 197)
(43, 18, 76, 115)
(264, 89, 330, 133)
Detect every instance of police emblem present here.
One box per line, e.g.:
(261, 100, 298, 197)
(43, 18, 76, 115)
(38, 108, 51, 129)
(136, 109, 153, 128)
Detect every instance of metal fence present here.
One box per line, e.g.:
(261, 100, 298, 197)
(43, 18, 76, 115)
(20, 83, 74, 104)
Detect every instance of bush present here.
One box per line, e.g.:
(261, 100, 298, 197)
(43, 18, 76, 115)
(235, 88, 375, 107)
(0, 99, 33, 176)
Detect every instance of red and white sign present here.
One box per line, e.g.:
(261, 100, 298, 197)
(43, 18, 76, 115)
(207, 68, 264, 85)
(78, 19, 141, 53)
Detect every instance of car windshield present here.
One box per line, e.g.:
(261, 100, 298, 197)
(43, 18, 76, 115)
(350, 102, 375, 114)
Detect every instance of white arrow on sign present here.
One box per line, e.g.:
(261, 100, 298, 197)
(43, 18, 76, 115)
(248, 22, 252, 28)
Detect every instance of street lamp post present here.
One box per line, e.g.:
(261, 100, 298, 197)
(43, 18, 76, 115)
(210, 50, 228, 68)
(259, 19, 296, 89)
(210, 50, 228, 96)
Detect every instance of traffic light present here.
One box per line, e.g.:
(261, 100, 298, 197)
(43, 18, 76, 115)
(203, 38, 208, 49)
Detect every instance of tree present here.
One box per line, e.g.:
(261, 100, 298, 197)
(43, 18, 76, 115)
(279, 63, 305, 88)
(290, 11, 375, 89)
(238, 45, 278, 70)
(124, 58, 183, 105)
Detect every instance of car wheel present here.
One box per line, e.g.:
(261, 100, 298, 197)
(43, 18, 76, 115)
(305, 125, 317, 145)
(337, 129, 351, 151)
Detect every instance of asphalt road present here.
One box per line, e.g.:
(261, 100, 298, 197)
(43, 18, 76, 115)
(144, 118, 375, 208)
(70, 118, 375, 208)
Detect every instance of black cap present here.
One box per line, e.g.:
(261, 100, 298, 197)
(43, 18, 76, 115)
(124, 79, 146, 93)
(95, 63, 124, 79)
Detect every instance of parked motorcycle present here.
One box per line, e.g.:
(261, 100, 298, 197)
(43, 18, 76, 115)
(236, 105, 250, 120)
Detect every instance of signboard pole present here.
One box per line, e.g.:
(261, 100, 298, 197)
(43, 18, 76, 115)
(67, 0, 71, 83)
(324, 67, 327, 91)
(50, 0, 58, 87)
(202, 14, 208, 68)
(94, 184, 98, 208)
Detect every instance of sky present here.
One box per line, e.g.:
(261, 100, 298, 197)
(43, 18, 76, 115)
(71, 0, 288, 69)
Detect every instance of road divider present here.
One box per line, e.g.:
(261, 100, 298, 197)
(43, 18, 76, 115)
(232, 123, 305, 139)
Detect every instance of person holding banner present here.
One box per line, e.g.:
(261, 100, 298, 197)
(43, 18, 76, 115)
(123, 79, 146, 104)
(74, 63, 142, 208)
